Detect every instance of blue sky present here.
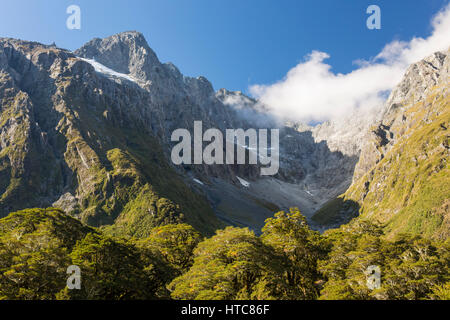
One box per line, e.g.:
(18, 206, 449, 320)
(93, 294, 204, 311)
(0, 0, 448, 93)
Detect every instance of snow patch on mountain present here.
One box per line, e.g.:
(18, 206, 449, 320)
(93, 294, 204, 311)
(80, 57, 137, 83)
(237, 176, 250, 188)
(193, 178, 204, 185)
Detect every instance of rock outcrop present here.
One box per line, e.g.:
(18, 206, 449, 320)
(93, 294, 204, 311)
(2, 31, 418, 234)
(312, 48, 450, 240)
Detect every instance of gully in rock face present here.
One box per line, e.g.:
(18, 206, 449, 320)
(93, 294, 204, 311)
(171, 121, 280, 176)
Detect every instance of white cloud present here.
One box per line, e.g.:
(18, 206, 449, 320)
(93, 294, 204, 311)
(250, 4, 450, 123)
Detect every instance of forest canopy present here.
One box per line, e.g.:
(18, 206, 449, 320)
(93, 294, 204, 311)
(0, 208, 448, 300)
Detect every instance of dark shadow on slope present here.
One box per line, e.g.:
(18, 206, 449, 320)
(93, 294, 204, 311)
(311, 197, 360, 229)
(175, 123, 360, 233)
(0, 42, 77, 217)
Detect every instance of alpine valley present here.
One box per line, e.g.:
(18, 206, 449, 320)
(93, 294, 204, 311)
(0, 31, 448, 300)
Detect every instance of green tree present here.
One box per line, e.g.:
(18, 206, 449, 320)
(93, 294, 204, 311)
(59, 233, 165, 300)
(261, 208, 329, 299)
(136, 223, 202, 275)
(318, 222, 449, 300)
(169, 227, 281, 300)
(0, 208, 92, 300)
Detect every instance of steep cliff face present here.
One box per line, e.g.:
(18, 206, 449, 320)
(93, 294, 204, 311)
(73, 32, 363, 230)
(0, 37, 223, 236)
(0, 31, 380, 234)
(353, 50, 449, 182)
(313, 48, 450, 240)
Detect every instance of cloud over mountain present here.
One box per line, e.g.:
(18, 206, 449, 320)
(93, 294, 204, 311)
(250, 4, 450, 122)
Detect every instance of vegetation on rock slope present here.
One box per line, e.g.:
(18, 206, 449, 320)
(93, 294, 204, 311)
(0, 40, 223, 237)
(313, 80, 449, 240)
(0, 208, 448, 300)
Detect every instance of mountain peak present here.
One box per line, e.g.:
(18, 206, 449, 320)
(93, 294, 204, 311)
(75, 31, 160, 81)
(115, 30, 145, 38)
(383, 47, 449, 117)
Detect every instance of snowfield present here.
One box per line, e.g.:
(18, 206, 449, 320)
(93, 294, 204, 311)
(79, 57, 137, 83)
(236, 176, 250, 188)
(193, 178, 204, 185)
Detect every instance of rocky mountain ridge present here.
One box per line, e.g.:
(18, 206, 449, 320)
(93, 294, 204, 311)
(72, 31, 367, 229)
(2, 31, 445, 237)
(312, 48, 449, 239)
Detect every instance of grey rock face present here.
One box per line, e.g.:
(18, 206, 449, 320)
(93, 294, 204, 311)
(75, 31, 160, 81)
(383, 51, 449, 117)
(352, 48, 450, 182)
(0, 31, 369, 231)
(0, 36, 223, 233)
(329, 47, 450, 238)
